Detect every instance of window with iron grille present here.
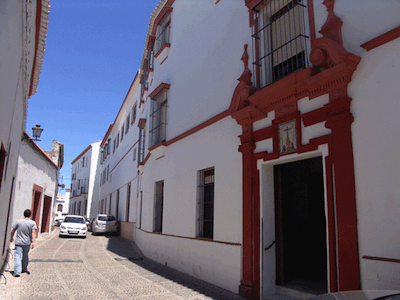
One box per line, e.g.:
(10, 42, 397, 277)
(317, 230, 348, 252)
(131, 103, 137, 125)
(197, 167, 214, 239)
(140, 75, 148, 102)
(154, 180, 164, 233)
(150, 90, 168, 147)
(251, 0, 310, 90)
(148, 38, 155, 70)
(138, 122, 146, 163)
(155, 13, 171, 54)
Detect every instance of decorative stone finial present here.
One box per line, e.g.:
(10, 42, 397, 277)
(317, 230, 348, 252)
(320, 0, 343, 45)
(239, 44, 252, 84)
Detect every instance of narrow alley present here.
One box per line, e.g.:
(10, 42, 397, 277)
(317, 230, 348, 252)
(0, 230, 244, 300)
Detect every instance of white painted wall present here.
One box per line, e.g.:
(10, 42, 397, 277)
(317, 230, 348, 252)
(349, 37, 400, 290)
(70, 141, 100, 218)
(12, 139, 58, 233)
(136, 228, 241, 293)
(0, 0, 45, 270)
(149, 0, 250, 139)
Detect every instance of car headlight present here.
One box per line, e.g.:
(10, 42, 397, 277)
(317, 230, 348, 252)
(61, 225, 66, 229)
(81, 226, 86, 230)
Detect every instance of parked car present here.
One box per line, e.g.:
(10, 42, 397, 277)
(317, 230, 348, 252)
(59, 215, 87, 238)
(92, 214, 117, 235)
(87, 218, 95, 232)
(54, 216, 64, 227)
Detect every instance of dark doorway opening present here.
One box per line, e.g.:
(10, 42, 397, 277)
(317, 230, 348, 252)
(274, 156, 327, 294)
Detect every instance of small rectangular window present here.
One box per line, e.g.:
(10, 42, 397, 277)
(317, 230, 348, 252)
(121, 125, 124, 141)
(197, 167, 214, 239)
(126, 184, 131, 222)
(154, 180, 164, 233)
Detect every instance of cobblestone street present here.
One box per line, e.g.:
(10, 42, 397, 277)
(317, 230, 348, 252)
(1, 229, 244, 300)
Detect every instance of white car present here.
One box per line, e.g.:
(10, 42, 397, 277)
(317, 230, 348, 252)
(59, 215, 87, 238)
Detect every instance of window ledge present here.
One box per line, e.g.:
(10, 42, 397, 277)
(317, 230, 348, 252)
(149, 142, 167, 160)
(155, 43, 171, 65)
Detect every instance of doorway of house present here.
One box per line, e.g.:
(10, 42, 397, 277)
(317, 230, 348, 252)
(274, 156, 327, 294)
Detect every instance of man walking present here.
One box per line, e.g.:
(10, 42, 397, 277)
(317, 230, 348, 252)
(10, 209, 37, 277)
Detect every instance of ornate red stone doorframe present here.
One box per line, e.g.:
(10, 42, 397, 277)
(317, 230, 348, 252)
(229, 1, 361, 298)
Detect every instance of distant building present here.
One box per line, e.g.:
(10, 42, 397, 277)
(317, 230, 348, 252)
(11, 134, 63, 236)
(69, 142, 100, 218)
(0, 0, 51, 274)
(99, 0, 400, 298)
(54, 187, 71, 220)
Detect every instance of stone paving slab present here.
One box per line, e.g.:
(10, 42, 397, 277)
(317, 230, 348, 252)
(1, 229, 245, 300)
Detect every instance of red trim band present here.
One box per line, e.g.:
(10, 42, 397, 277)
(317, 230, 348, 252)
(361, 26, 400, 51)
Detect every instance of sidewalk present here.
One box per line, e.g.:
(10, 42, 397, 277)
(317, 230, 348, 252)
(0, 229, 58, 299)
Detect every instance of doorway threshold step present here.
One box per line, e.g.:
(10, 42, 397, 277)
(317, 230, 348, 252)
(274, 285, 317, 300)
(264, 294, 300, 300)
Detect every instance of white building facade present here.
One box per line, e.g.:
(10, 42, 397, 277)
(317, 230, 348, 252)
(11, 133, 62, 236)
(55, 187, 70, 217)
(69, 142, 100, 218)
(94, 0, 400, 299)
(0, 0, 50, 273)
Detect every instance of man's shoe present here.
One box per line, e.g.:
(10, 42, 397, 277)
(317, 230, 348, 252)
(12, 272, 20, 277)
(22, 270, 30, 275)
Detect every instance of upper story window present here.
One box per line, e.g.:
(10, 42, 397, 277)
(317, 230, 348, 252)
(155, 12, 171, 54)
(117, 132, 120, 148)
(125, 115, 130, 133)
(251, 0, 310, 90)
(82, 157, 85, 167)
(149, 84, 169, 147)
(131, 103, 137, 126)
(113, 138, 116, 153)
(138, 120, 146, 164)
(107, 139, 111, 155)
(121, 125, 125, 141)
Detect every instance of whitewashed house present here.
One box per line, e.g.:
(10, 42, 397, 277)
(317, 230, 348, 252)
(95, 0, 400, 299)
(69, 142, 100, 218)
(97, 77, 140, 241)
(0, 0, 50, 273)
(54, 187, 70, 220)
(11, 133, 63, 236)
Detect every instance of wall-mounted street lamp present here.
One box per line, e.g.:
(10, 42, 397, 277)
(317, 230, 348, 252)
(32, 124, 43, 141)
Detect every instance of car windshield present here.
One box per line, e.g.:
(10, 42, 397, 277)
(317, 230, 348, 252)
(64, 217, 85, 224)
(98, 216, 115, 221)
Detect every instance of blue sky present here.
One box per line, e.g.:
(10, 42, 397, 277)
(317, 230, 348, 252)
(27, 0, 162, 194)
